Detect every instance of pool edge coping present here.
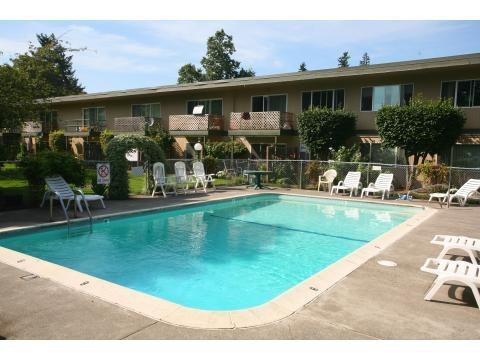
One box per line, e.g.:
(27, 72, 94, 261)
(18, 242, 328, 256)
(0, 192, 437, 330)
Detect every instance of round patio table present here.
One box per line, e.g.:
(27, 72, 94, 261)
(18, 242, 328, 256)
(244, 170, 273, 190)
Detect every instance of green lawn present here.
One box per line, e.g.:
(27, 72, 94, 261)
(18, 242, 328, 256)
(0, 163, 247, 210)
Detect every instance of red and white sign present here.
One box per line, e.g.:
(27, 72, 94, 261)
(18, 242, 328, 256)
(97, 163, 110, 184)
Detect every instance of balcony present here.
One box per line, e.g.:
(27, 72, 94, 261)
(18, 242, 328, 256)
(229, 111, 296, 136)
(112, 116, 155, 135)
(168, 114, 225, 136)
(62, 119, 90, 137)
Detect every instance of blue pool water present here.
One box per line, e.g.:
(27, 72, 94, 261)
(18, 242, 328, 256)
(0, 194, 420, 310)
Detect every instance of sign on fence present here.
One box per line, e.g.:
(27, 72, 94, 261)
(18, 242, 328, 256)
(97, 163, 110, 184)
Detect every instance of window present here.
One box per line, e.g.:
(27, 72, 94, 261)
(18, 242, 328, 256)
(441, 80, 480, 107)
(186, 99, 223, 115)
(39, 111, 57, 133)
(361, 84, 413, 111)
(82, 107, 106, 128)
(251, 95, 287, 112)
(132, 103, 161, 118)
(301, 89, 344, 111)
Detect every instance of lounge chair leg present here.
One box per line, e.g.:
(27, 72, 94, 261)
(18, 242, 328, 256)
(424, 278, 445, 301)
(100, 198, 106, 209)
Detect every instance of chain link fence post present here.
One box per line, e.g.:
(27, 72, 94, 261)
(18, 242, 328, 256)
(299, 160, 303, 189)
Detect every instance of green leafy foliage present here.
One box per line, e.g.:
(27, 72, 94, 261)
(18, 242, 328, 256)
(177, 29, 255, 83)
(177, 63, 206, 84)
(12, 33, 84, 98)
(205, 140, 249, 159)
(330, 145, 362, 162)
(20, 150, 85, 187)
(99, 129, 115, 153)
(148, 129, 175, 156)
(202, 155, 218, 174)
(0, 133, 22, 161)
(337, 51, 350, 67)
(376, 97, 466, 163)
(417, 161, 449, 185)
(105, 135, 165, 200)
(48, 130, 67, 151)
(297, 108, 356, 159)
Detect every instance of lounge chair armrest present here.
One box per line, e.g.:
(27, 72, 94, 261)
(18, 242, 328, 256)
(367, 182, 375, 188)
(337, 181, 344, 186)
(357, 182, 363, 190)
(73, 188, 87, 201)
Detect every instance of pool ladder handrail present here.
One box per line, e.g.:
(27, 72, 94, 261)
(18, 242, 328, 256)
(48, 190, 93, 234)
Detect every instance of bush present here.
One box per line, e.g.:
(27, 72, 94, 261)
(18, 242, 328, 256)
(0, 133, 21, 160)
(205, 140, 249, 159)
(417, 161, 449, 186)
(304, 160, 323, 185)
(202, 155, 218, 174)
(105, 135, 165, 199)
(149, 129, 175, 156)
(100, 129, 115, 153)
(48, 130, 67, 152)
(20, 150, 85, 187)
(297, 107, 356, 159)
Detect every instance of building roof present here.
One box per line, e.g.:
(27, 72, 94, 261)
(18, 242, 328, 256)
(50, 52, 480, 104)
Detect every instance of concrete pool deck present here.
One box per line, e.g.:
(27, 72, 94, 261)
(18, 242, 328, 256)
(0, 187, 479, 339)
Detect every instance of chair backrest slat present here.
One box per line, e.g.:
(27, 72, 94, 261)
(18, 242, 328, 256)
(193, 161, 206, 177)
(374, 173, 394, 190)
(323, 169, 337, 183)
(456, 179, 480, 196)
(174, 161, 188, 183)
(153, 162, 166, 184)
(344, 172, 361, 187)
(45, 176, 74, 198)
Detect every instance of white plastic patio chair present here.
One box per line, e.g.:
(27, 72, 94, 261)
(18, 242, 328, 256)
(40, 175, 105, 214)
(431, 234, 480, 265)
(174, 161, 195, 195)
(330, 171, 362, 197)
(317, 169, 337, 192)
(361, 173, 394, 200)
(421, 258, 480, 309)
(193, 161, 216, 193)
(428, 179, 480, 206)
(151, 162, 176, 198)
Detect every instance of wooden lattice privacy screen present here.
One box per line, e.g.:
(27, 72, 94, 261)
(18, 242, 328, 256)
(229, 112, 294, 130)
(113, 117, 146, 134)
(169, 115, 224, 131)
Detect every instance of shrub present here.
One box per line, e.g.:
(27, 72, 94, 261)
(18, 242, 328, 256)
(272, 162, 295, 184)
(304, 160, 323, 185)
(0, 133, 21, 160)
(20, 150, 85, 187)
(48, 130, 67, 151)
(330, 145, 362, 162)
(297, 107, 356, 159)
(417, 161, 449, 186)
(100, 129, 115, 153)
(149, 129, 175, 156)
(105, 135, 165, 199)
(205, 140, 249, 159)
(202, 155, 218, 174)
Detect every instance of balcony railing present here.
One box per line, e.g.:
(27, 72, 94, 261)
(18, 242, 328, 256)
(62, 119, 90, 137)
(112, 116, 151, 135)
(168, 114, 225, 135)
(229, 111, 295, 135)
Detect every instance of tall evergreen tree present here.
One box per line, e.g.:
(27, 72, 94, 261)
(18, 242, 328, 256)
(177, 63, 205, 84)
(12, 33, 85, 98)
(177, 29, 255, 83)
(359, 52, 371, 66)
(337, 51, 350, 68)
(298, 62, 307, 71)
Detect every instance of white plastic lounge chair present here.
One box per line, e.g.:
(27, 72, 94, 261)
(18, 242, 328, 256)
(431, 235, 480, 265)
(174, 161, 195, 195)
(361, 173, 394, 200)
(421, 258, 480, 309)
(428, 179, 480, 206)
(317, 169, 337, 192)
(40, 175, 105, 214)
(330, 171, 362, 197)
(193, 161, 216, 193)
(151, 162, 176, 198)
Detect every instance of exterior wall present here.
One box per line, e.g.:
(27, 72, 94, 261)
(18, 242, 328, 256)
(52, 64, 480, 145)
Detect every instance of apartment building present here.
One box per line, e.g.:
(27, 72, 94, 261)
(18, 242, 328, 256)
(27, 52, 480, 160)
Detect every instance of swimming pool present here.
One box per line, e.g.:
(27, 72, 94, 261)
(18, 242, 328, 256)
(0, 194, 421, 311)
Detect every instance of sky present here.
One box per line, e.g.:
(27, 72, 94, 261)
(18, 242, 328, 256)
(0, 20, 479, 93)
